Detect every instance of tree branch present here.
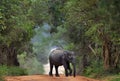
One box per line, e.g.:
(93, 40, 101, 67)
(88, 44, 96, 56)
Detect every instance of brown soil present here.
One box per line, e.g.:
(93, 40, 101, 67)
(5, 75, 103, 81)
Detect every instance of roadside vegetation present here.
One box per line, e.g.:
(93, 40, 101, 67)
(0, 0, 120, 81)
(0, 65, 27, 81)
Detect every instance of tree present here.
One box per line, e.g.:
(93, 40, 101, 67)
(31, 0, 49, 26)
(0, 0, 34, 66)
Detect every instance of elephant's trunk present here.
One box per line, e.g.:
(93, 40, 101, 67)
(72, 60, 76, 77)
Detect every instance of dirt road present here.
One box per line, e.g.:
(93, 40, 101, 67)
(5, 75, 102, 81)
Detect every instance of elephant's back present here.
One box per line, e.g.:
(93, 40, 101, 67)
(49, 50, 64, 65)
(52, 50, 64, 54)
(49, 50, 64, 57)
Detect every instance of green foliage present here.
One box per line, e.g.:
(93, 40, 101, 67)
(0, 65, 27, 81)
(0, 0, 35, 66)
(0, 65, 27, 76)
(18, 52, 44, 74)
(85, 23, 103, 43)
(31, 0, 49, 25)
(64, 43, 75, 50)
(0, 0, 34, 33)
(111, 78, 120, 81)
(48, 0, 65, 26)
(84, 60, 104, 78)
(103, 74, 120, 81)
(7, 66, 27, 76)
(54, 25, 67, 39)
(0, 65, 8, 76)
(0, 77, 4, 81)
(25, 57, 44, 74)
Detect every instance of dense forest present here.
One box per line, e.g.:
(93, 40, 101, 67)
(0, 0, 120, 81)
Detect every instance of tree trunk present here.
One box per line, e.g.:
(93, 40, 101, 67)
(0, 45, 7, 65)
(98, 29, 119, 71)
(7, 46, 19, 66)
(103, 41, 111, 70)
(102, 40, 119, 71)
(0, 45, 19, 66)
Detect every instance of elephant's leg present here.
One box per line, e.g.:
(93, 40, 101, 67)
(49, 63, 53, 76)
(67, 63, 72, 76)
(55, 66, 60, 77)
(63, 63, 68, 77)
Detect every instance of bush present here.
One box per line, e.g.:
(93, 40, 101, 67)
(0, 65, 8, 76)
(7, 66, 27, 76)
(111, 78, 120, 81)
(0, 65, 27, 81)
(0, 65, 27, 76)
(18, 53, 44, 75)
(0, 77, 4, 81)
(83, 60, 104, 78)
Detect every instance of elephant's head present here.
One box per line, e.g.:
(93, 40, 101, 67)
(64, 51, 76, 77)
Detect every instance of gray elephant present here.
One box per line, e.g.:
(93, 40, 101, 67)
(49, 48, 76, 77)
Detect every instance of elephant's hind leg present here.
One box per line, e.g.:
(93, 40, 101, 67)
(55, 66, 60, 77)
(49, 63, 53, 76)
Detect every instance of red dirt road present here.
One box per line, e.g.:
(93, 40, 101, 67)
(5, 75, 102, 81)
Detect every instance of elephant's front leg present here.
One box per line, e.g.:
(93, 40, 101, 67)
(67, 63, 72, 76)
(55, 66, 60, 77)
(63, 62, 68, 77)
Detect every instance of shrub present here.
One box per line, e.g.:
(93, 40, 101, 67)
(83, 60, 104, 78)
(7, 66, 27, 76)
(18, 53, 44, 75)
(0, 65, 8, 76)
(0, 65, 27, 76)
(111, 78, 120, 81)
(0, 77, 4, 81)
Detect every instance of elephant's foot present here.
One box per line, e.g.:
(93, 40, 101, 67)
(55, 74, 60, 77)
(49, 74, 53, 76)
(49, 72, 53, 77)
(65, 73, 69, 77)
(65, 75, 68, 77)
(69, 73, 72, 76)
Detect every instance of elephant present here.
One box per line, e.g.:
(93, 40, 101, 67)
(49, 48, 76, 77)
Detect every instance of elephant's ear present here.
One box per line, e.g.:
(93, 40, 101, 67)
(63, 51, 68, 58)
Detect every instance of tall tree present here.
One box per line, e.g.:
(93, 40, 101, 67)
(0, 0, 34, 66)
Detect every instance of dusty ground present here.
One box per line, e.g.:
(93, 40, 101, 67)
(5, 75, 102, 81)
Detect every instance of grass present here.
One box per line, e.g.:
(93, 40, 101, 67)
(102, 74, 120, 81)
(0, 65, 27, 76)
(111, 78, 120, 81)
(0, 65, 28, 81)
